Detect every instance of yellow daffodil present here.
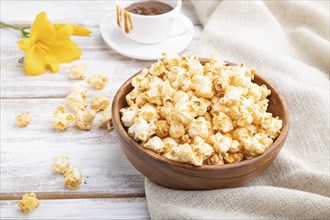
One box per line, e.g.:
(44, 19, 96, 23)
(16, 12, 91, 75)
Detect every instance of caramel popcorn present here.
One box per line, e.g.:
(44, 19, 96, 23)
(91, 95, 110, 112)
(86, 73, 109, 90)
(75, 108, 96, 130)
(99, 104, 114, 131)
(69, 63, 86, 80)
(66, 84, 87, 111)
(53, 106, 74, 131)
(53, 155, 70, 173)
(144, 136, 164, 153)
(120, 54, 282, 166)
(18, 193, 40, 213)
(64, 167, 82, 190)
(53, 156, 82, 190)
(128, 116, 156, 142)
(15, 112, 32, 127)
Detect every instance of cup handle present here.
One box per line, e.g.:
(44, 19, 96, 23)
(167, 14, 190, 38)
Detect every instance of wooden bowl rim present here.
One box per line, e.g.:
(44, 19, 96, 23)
(112, 58, 290, 171)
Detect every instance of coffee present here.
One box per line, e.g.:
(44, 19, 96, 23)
(125, 1, 173, 16)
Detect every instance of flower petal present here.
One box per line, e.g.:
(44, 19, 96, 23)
(17, 38, 33, 52)
(54, 24, 73, 41)
(54, 24, 91, 36)
(45, 56, 60, 73)
(71, 25, 92, 36)
(30, 12, 55, 42)
(48, 40, 81, 63)
(24, 47, 47, 75)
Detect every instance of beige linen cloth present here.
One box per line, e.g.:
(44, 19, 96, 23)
(145, 1, 330, 219)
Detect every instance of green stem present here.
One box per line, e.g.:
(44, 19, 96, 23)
(0, 21, 21, 30)
(0, 21, 30, 37)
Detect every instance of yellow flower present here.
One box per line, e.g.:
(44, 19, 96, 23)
(17, 12, 91, 75)
(54, 24, 92, 36)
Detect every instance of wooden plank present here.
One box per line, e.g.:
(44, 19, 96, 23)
(1, 98, 146, 198)
(0, 26, 202, 98)
(0, 0, 200, 26)
(0, 197, 149, 219)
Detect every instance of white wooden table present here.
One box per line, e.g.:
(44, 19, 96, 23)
(0, 1, 201, 219)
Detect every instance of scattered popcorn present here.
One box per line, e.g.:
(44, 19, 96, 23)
(86, 73, 109, 90)
(66, 84, 87, 111)
(53, 106, 74, 131)
(99, 104, 113, 131)
(53, 155, 71, 173)
(75, 108, 96, 130)
(15, 112, 32, 127)
(64, 167, 82, 190)
(18, 193, 40, 213)
(53, 156, 82, 190)
(69, 63, 86, 80)
(91, 95, 110, 112)
(120, 54, 282, 166)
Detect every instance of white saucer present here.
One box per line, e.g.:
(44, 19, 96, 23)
(100, 12, 194, 60)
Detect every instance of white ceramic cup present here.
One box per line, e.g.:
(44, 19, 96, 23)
(115, 0, 189, 44)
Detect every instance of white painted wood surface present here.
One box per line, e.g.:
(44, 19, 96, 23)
(1, 198, 149, 219)
(0, 0, 201, 218)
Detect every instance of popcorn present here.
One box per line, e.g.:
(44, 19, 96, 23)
(225, 153, 243, 164)
(75, 108, 96, 130)
(213, 112, 233, 133)
(191, 75, 214, 98)
(53, 155, 70, 173)
(18, 193, 40, 213)
(208, 133, 232, 155)
(190, 96, 210, 116)
(192, 137, 213, 161)
(64, 167, 82, 190)
(91, 95, 110, 112)
(86, 73, 109, 90)
(175, 143, 194, 164)
(173, 90, 190, 104)
(120, 105, 138, 127)
(155, 120, 170, 138)
(188, 117, 210, 138)
(66, 84, 87, 111)
(135, 92, 148, 107)
(145, 87, 162, 105)
(139, 103, 159, 122)
(53, 156, 82, 190)
(206, 153, 224, 165)
(53, 106, 74, 131)
(172, 102, 195, 125)
(16, 112, 32, 127)
(266, 116, 282, 138)
(128, 117, 156, 142)
(168, 120, 185, 138)
(120, 54, 282, 166)
(69, 63, 86, 80)
(99, 105, 113, 131)
(221, 86, 246, 106)
(149, 60, 166, 77)
(144, 136, 164, 153)
(160, 80, 176, 103)
(159, 102, 174, 119)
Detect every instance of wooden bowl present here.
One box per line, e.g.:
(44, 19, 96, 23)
(112, 59, 290, 190)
